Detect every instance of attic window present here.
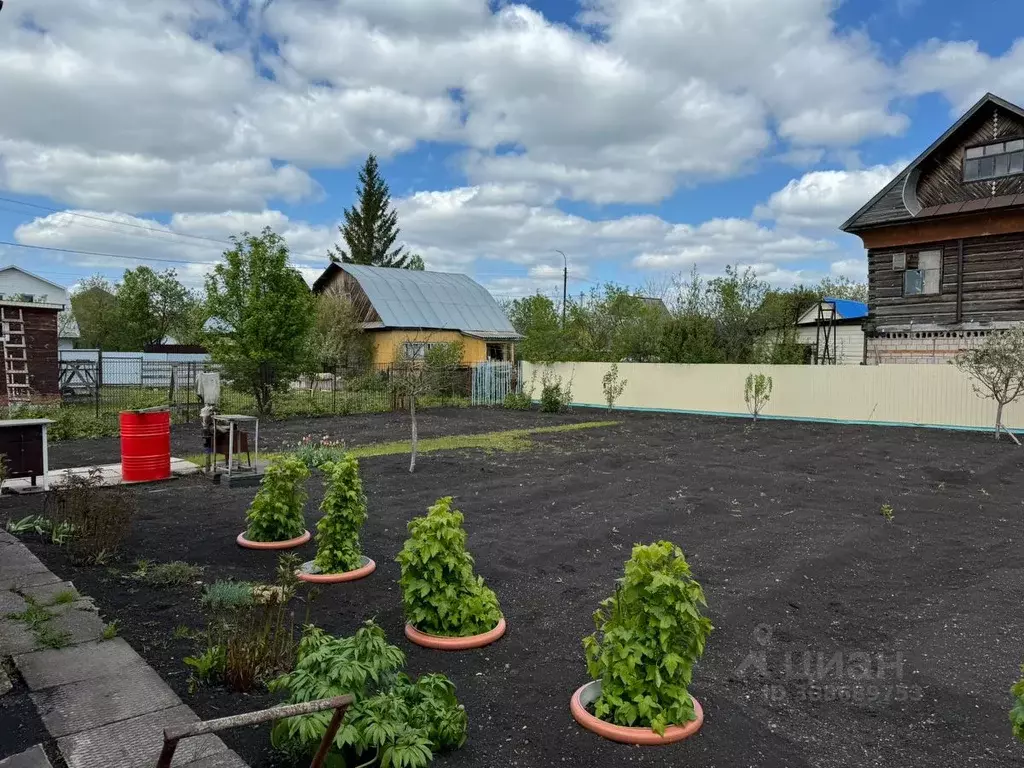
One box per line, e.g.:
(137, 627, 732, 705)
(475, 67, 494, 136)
(963, 139, 1024, 181)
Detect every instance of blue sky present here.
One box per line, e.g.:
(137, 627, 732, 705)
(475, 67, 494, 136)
(1, 0, 1022, 302)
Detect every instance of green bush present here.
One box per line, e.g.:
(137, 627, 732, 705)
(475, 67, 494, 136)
(397, 497, 501, 637)
(503, 391, 532, 410)
(186, 555, 302, 692)
(245, 457, 309, 543)
(539, 369, 573, 413)
(312, 454, 367, 575)
(1011, 665, 1024, 741)
(583, 541, 713, 734)
(293, 434, 346, 469)
(269, 622, 467, 768)
(201, 580, 256, 611)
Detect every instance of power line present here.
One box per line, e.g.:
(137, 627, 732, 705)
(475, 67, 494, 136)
(0, 240, 213, 265)
(0, 197, 233, 247)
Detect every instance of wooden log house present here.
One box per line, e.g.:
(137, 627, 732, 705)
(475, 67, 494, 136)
(842, 93, 1024, 364)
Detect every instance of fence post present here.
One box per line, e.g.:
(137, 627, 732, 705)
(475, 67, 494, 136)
(333, 365, 337, 414)
(95, 348, 103, 418)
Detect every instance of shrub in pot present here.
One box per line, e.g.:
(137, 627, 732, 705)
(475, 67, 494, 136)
(397, 496, 502, 637)
(244, 457, 310, 543)
(269, 621, 467, 768)
(311, 454, 368, 574)
(1012, 664, 1024, 742)
(582, 541, 712, 735)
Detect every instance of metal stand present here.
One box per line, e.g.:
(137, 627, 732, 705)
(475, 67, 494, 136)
(815, 300, 838, 365)
(212, 414, 260, 486)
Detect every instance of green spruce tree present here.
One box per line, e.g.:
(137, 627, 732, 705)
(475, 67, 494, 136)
(330, 154, 409, 268)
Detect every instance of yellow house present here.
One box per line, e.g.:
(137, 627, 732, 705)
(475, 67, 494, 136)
(312, 263, 521, 365)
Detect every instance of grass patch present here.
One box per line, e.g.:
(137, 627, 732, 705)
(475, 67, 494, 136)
(49, 589, 77, 606)
(185, 421, 618, 468)
(36, 625, 72, 649)
(134, 561, 204, 587)
(101, 621, 119, 640)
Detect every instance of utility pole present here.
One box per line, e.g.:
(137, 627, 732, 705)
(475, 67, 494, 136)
(555, 250, 567, 326)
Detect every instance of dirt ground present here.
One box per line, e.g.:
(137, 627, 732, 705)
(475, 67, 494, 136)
(5, 408, 1024, 767)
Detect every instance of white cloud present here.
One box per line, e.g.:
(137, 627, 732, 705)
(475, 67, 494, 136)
(0, 142, 317, 214)
(12, 210, 335, 286)
(633, 218, 836, 271)
(753, 162, 904, 229)
(899, 39, 1024, 113)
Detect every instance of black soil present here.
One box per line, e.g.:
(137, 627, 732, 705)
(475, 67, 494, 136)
(0, 660, 60, 764)
(6, 409, 1024, 767)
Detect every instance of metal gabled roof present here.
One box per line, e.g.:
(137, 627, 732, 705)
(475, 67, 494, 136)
(339, 264, 518, 335)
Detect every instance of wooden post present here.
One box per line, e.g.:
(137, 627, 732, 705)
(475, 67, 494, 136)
(156, 694, 353, 768)
(955, 238, 964, 323)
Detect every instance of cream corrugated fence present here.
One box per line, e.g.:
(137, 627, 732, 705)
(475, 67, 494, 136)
(521, 362, 1024, 432)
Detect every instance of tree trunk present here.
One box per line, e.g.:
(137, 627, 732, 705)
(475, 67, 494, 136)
(996, 401, 1004, 440)
(409, 395, 418, 473)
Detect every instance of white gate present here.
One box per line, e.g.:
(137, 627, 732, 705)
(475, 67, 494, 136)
(471, 361, 520, 405)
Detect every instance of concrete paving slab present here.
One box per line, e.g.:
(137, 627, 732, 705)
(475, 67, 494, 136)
(48, 598, 97, 618)
(47, 607, 106, 646)
(3, 458, 200, 493)
(180, 752, 249, 768)
(0, 666, 11, 696)
(0, 746, 52, 768)
(57, 705, 229, 768)
(15, 639, 148, 690)
(0, 617, 38, 655)
(31, 666, 182, 738)
(0, 590, 28, 614)
(21, 581, 80, 607)
(0, 529, 17, 545)
(0, 567, 61, 593)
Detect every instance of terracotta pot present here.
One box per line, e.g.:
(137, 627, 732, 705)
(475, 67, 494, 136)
(570, 680, 704, 745)
(236, 530, 311, 550)
(296, 556, 376, 583)
(405, 616, 507, 650)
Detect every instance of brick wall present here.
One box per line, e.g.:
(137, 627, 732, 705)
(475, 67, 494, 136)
(866, 329, 994, 364)
(0, 304, 60, 404)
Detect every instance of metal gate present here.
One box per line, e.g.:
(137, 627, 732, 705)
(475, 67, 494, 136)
(471, 361, 520, 405)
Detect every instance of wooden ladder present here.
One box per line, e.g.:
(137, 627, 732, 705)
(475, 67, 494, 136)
(1, 306, 31, 402)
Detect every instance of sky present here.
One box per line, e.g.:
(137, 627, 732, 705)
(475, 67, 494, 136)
(1, 0, 1023, 303)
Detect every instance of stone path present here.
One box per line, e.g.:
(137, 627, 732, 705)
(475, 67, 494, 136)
(0, 530, 248, 768)
(3, 459, 201, 494)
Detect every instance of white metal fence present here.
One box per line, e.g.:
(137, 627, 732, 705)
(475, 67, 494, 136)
(523, 361, 1024, 432)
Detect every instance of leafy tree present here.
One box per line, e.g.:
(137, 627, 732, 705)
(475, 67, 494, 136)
(205, 228, 314, 415)
(506, 294, 565, 361)
(1011, 665, 1024, 742)
(390, 340, 463, 472)
(815, 275, 868, 304)
(744, 373, 773, 422)
(407, 253, 426, 270)
(116, 266, 191, 349)
(397, 496, 502, 637)
(659, 314, 723, 363)
(303, 291, 372, 372)
(70, 276, 121, 349)
(330, 154, 409, 268)
(953, 327, 1024, 442)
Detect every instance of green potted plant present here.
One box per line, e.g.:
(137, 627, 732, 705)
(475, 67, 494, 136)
(296, 454, 375, 583)
(237, 457, 311, 549)
(397, 496, 505, 650)
(571, 541, 712, 744)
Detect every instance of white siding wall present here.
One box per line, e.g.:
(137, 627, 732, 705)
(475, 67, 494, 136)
(795, 324, 865, 365)
(0, 270, 68, 307)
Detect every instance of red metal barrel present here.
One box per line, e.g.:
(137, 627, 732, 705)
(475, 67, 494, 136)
(119, 410, 171, 482)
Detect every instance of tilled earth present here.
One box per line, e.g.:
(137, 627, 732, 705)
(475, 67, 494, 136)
(5, 409, 1023, 767)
